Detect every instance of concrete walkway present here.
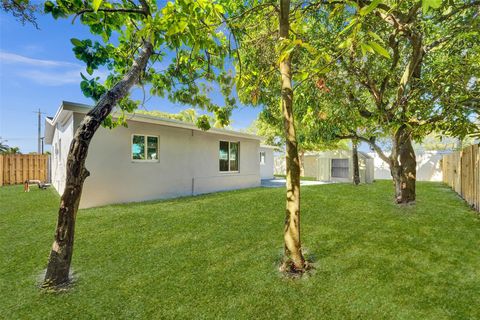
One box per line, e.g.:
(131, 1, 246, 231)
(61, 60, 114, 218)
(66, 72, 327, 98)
(261, 178, 331, 188)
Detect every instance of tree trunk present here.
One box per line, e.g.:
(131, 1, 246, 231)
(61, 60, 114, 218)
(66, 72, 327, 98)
(279, 0, 305, 272)
(391, 125, 416, 204)
(43, 41, 153, 288)
(299, 150, 305, 177)
(352, 139, 360, 185)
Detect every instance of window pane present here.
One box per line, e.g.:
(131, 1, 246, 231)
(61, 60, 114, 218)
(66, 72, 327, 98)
(219, 141, 229, 171)
(331, 159, 349, 178)
(229, 142, 239, 171)
(147, 136, 158, 160)
(260, 151, 265, 164)
(132, 135, 145, 160)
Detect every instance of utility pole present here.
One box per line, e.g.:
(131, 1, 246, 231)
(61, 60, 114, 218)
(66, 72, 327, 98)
(38, 108, 41, 154)
(35, 109, 46, 154)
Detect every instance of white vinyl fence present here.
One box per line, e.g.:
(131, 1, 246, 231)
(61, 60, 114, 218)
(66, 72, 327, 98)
(367, 150, 451, 181)
(274, 150, 451, 181)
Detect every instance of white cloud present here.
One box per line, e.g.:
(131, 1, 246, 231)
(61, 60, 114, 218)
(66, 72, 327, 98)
(16, 69, 83, 86)
(0, 51, 109, 86)
(0, 51, 78, 68)
(21, 44, 46, 55)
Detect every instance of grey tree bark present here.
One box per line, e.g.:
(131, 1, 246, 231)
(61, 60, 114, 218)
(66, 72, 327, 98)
(352, 139, 360, 185)
(390, 125, 416, 204)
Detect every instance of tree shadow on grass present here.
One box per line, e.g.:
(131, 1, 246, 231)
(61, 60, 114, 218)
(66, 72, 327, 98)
(37, 268, 78, 293)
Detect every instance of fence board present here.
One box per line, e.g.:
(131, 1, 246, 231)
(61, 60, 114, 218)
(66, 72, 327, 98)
(443, 144, 480, 212)
(22, 157, 27, 183)
(0, 154, 49, 186)
(9, 156, 14, 185)
(15, 156, 21, 184)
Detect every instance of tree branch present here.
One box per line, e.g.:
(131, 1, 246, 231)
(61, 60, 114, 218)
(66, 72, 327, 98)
(228, 2, 278, 21)
(221, 13, 243, 83)
(436, 0, 480, 22)
(337, 134, 391, 164)
(424, 35, 453, 53)
(74, 7, 148, 17)
(380, 34, 400, 95)
(138, 0, 150, 16)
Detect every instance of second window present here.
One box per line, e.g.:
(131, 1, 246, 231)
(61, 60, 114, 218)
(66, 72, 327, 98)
(219, 141, 239, 172)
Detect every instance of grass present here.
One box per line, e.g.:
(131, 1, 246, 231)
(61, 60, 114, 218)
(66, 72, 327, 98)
(1, 181, 479, 319)
(274, 174, 318, 181)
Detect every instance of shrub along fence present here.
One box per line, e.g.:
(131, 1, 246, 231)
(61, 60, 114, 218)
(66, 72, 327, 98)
(0, 154, 50, 186)
(442, 144, 480, 212)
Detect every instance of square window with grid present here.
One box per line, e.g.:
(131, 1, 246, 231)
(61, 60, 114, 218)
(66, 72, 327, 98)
(331, 159, 349, 178)
(132, 135, 158, 161)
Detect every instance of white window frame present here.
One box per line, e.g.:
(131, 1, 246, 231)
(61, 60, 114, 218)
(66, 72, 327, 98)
(260, 151, 266, 165)
(131, 134, 159, 162)
(219, 140, 240, 173)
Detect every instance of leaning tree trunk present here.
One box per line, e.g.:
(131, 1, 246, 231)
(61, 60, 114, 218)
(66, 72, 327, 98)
(279, 0, 305, 272)
(43, 41, 153, 288)
(391, 125, 416, 204)
(352, 139, 360, 185)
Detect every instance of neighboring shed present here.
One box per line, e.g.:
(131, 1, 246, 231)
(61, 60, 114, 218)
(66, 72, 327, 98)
(303, 150, 374, 183)
(259, 145, 276, 179)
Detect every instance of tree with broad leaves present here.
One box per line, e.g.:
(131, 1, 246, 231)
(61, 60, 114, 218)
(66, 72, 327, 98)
(264, 0, 479, 204)
(326, 0, 480, 204)
(277, 0, 307, 273)
(224, 0, 376, 273)
(42, 0, 236, 288)
(223, 0, 309, 273)
(137, 108, 227, 129)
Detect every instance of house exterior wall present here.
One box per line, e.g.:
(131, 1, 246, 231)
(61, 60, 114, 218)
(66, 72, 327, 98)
(63, 114, 261, 208)
(50, 111, 74, 193)
(259, 147, 274, 179)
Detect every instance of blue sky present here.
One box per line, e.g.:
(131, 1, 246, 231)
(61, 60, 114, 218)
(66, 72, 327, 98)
(0, 10, 260, 153)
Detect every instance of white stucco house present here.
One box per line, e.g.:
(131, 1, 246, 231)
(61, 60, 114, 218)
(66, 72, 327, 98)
(45, 101, 274, 208)
(259, 145, 276, 180)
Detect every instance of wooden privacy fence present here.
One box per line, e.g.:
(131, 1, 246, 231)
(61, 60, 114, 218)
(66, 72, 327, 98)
(0, 154, 50, 186)
(442, 144, 480, 212)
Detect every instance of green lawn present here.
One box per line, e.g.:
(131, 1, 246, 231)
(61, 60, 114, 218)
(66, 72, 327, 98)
(1, 181, 479, 319)
(274, 174, 318, 181)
